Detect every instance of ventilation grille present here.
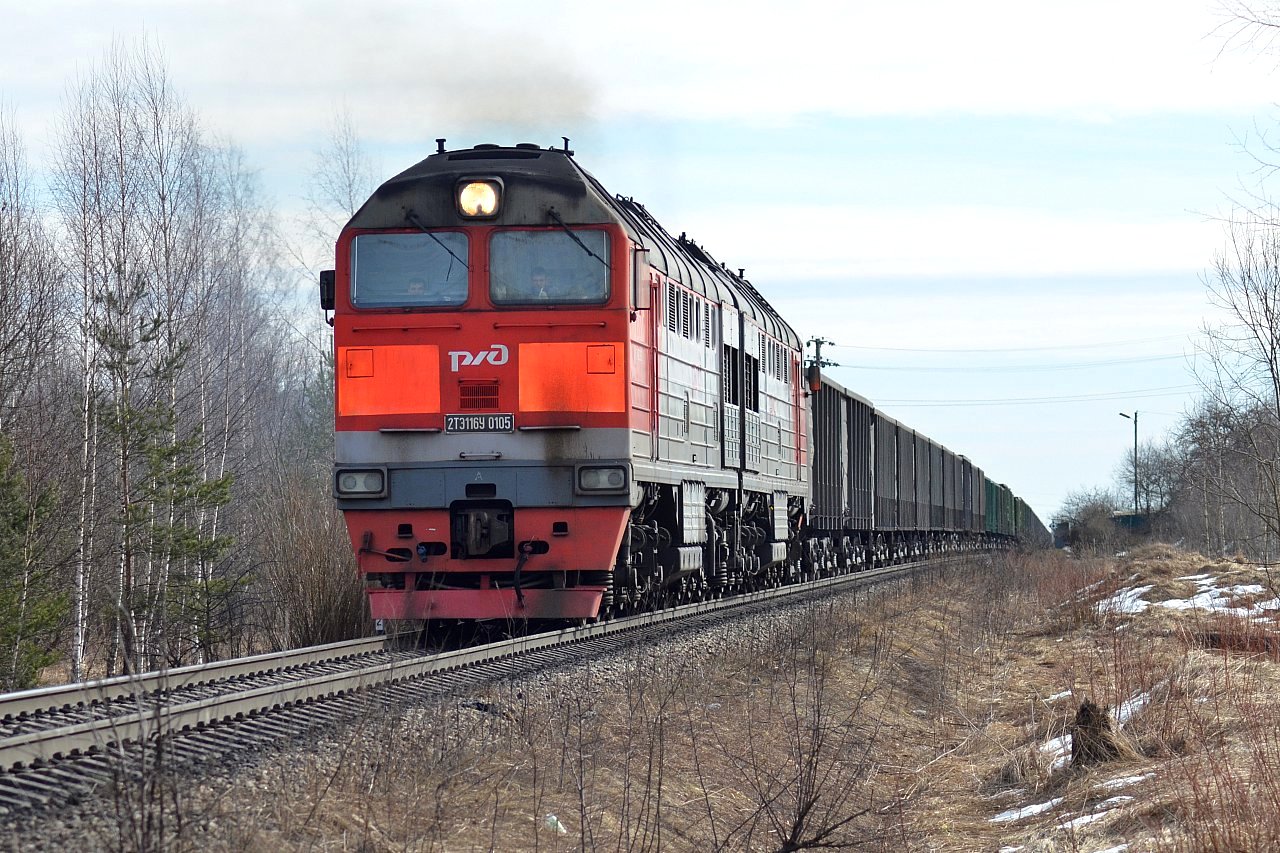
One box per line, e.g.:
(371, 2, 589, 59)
(459, 382, 499, 411)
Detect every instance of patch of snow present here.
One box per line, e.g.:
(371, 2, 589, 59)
(1043, 734, 1071, 753)
(1115, 692, 1149, 726)
(1177, 573, 1215, 581)
(1092, 846, 1130, 853)
(1099, 795, 1135, 807)
(1059, 811, 1109, 830)
(1056, 797, 1134, 831)
(1041, 733, 1071, 770)
(1100, 772, 1154, 790)
(1097, 585, 1153, 614)
(1048, 689, 1073, 701)
(1155, 577, 1278, 619)
(997, 847, 1025, 853)
(990, 797, 1064, 823)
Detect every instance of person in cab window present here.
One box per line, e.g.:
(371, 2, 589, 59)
(531, 267, 551, 300)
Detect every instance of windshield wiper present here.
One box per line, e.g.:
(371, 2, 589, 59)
(547, 208, 611, 270)
(405, 209, 470, 269)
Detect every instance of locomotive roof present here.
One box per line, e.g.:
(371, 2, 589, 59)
(345, 142, 800, 350)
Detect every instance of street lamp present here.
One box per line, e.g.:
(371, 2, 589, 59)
(1118, 412, 1138, 520)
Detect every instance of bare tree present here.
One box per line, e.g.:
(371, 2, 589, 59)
(0, 107, 61, 423)
(295, 106, 378, 273)
(1112, 439, 1183, 520)
(1192, 212, 1280, 559)
(234, 110, 372, 647)
(1053, 488, 1126, 554)
(48, 40, 293, 675)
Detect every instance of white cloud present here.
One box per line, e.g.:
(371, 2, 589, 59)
(2, 0, 1275, 145)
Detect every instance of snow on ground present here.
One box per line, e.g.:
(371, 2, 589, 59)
(1055, 795, 1134, 831)
(1097, 568, 1280, 621)
(1115, 692, 1149, 725)
(990, 797, 1064, 823)
(997, 562, 1274, 841)
(1042, 733, 1072, 771)
(1156, 576, 1268, 618)
(1097, 585, 1153, 614)
(1099, 772, 1154, 790)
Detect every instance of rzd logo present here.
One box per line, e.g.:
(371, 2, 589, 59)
(448, 344, 509, 372)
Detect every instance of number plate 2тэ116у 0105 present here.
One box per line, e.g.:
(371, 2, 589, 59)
(445, 413, 515, 433)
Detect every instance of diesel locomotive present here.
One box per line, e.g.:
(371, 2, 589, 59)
(320, 140, 1049, 625)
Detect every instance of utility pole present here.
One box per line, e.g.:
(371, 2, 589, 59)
(1118, 411, 1138, 521)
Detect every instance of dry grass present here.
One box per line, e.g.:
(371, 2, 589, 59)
(115, 543, 1280, 851)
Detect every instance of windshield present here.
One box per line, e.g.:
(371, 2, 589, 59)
(351, 232, 469, 308)
(489, 229, 609, 305)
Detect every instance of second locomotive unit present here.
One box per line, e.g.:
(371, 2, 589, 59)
(321, 140, 1047, 625)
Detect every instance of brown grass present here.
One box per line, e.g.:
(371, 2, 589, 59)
(114, 544, 1280, 851)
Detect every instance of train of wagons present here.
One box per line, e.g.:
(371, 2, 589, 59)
(320, 140, 1050, 624)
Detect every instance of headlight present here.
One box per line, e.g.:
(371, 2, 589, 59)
(457, 179, 501, 218)
(578, 466, 627, 492)
(335, 469, 385, 497)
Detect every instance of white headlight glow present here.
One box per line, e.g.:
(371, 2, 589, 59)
(458, 180, 500, 218)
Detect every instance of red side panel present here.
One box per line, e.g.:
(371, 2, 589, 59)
(337, 345, 441, 416)
(518, 342, 627, 413)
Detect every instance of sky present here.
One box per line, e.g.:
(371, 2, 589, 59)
(2, 0, 1279, 522)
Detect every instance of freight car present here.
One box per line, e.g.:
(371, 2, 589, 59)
(320, 140, 1047, 625)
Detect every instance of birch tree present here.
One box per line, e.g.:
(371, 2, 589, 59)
(0, 109, 61, 423)
(51, 41, 241, 675)
(0, 113, 68, 686)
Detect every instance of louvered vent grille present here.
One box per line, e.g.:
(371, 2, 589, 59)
(459, 382, 499, 411)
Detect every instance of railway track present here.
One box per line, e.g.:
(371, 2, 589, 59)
(0, 554, 974, 814)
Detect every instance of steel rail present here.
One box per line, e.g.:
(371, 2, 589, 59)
(0, 553, 974, 773)
(0, 634, 399, 722)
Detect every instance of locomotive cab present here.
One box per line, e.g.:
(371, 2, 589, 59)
(328, 143, 640, 623)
